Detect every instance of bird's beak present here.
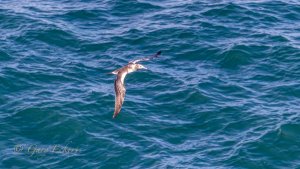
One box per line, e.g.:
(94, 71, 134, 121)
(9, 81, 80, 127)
(141, 65, 147, 70)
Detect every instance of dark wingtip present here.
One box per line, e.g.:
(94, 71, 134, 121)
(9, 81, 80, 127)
(154, 51, 162, 58)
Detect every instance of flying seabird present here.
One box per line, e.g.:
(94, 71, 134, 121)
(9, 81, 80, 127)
(110, 51, 162, 118)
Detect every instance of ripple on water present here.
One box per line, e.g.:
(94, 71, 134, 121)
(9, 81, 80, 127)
(0, 50, 12, 61)
(219, 46, 252, 69)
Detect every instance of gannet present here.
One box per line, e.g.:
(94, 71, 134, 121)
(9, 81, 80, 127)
(110, 51, 162, 118)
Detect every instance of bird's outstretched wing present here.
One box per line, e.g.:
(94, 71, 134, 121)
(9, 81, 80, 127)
(130, 51, 162, 64)
(113, 73, 126, 118)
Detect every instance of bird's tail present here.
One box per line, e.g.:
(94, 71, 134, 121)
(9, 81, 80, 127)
(107, 69, 119, 75)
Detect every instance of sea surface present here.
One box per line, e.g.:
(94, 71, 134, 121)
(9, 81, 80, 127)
(1, 0, 300, 168)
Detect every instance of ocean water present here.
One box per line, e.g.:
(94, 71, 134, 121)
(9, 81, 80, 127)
(1, 0, 300, 168)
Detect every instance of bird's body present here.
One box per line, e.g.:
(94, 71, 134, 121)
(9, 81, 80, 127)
(112, 63, 141, 118)
(110, 51, 161, 118)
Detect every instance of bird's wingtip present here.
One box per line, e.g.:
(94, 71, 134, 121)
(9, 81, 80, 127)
(112, 113, 118, 119)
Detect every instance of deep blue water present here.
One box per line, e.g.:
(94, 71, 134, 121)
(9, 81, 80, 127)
(1, 0, 300, 168)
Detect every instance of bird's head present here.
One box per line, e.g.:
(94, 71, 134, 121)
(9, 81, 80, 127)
(135, 64, 147, 70)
